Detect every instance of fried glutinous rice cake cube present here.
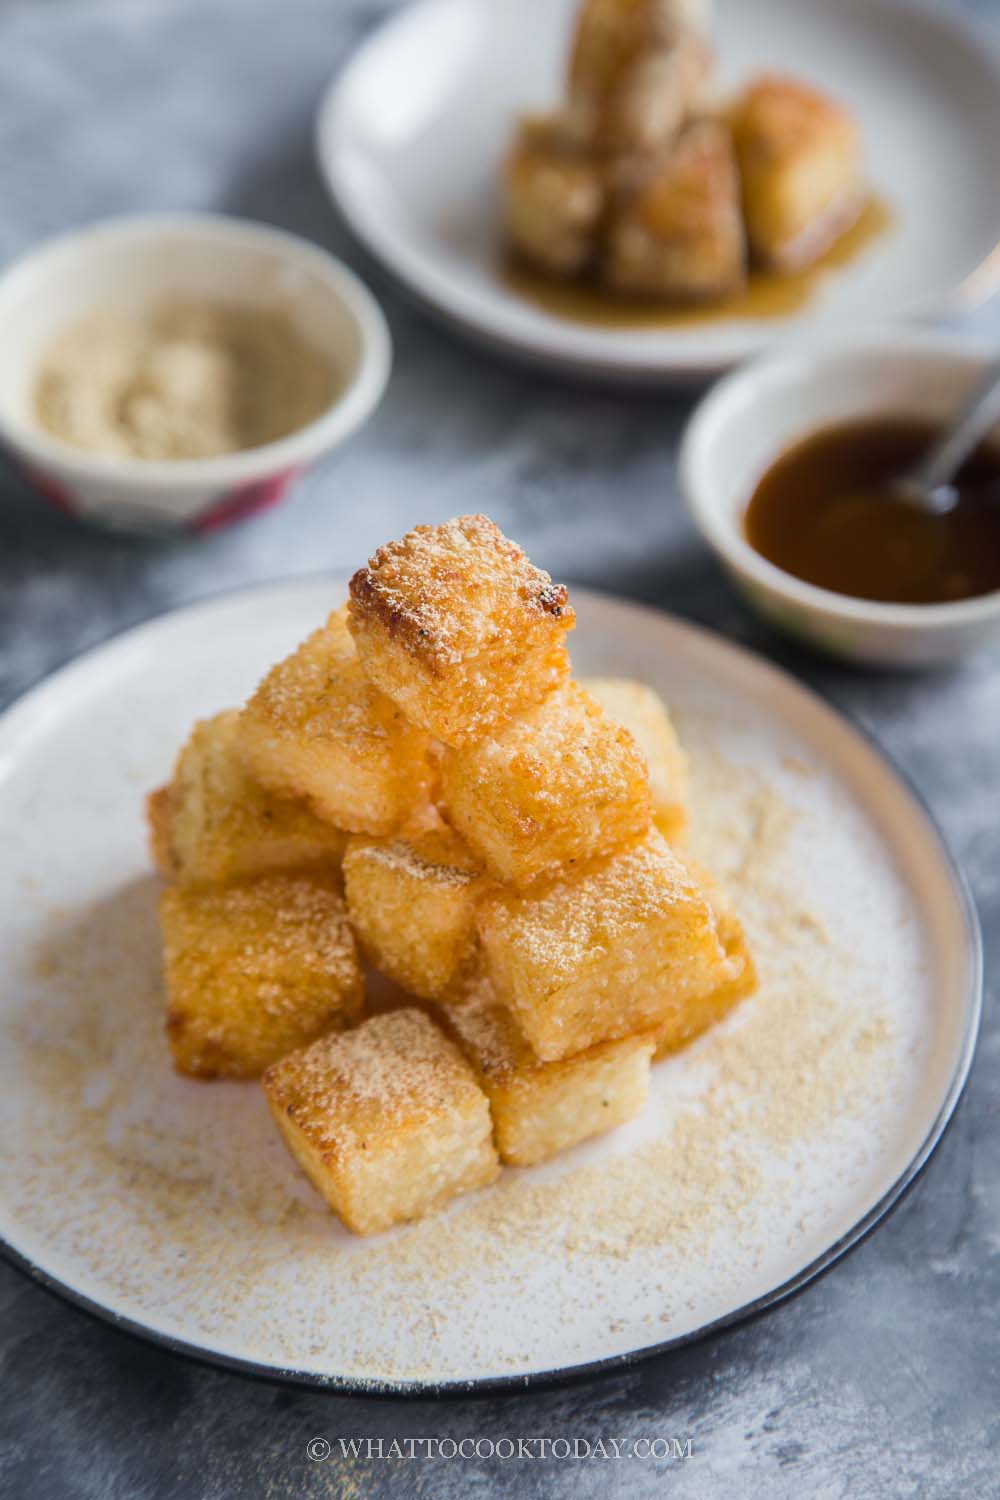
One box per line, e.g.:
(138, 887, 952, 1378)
(503, 114, 605, 278)
(347, 515, 575, 746)
(439, 681, 652, 891)
(161, 872, 364, 1080)
(651, 862, 758, 1058)
(478, 829, 738, 1061)
(603, 121, 746, 300)
(730, 74, 862, 272)
(441, 973, 654, 1166)
(343, 821, 484, 1002)
(154, 710, 348, 885)
(262, 1008, 500, 1235)
(237, 607, 432, 835)
(581, 677, 689, 843)
(567, 0, 712, 154)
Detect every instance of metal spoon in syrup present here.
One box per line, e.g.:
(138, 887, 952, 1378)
(890, 360, 1000, 517)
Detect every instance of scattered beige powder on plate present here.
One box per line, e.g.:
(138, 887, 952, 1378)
(3, 736, 903, 1383)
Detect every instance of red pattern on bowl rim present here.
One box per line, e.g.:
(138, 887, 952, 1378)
(21, 462, 301, 531)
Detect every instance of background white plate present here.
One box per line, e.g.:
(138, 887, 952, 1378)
(317, 0, 1000, 381)
(0, 582, 980, 1391)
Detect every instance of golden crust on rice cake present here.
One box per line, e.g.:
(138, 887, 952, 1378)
(160, 871, 364, 1080)
(604, 120, 746, 299)
(237, 607, 432, 835)
(146, 784, 177, 877)
(439, 680, 652, 890)
(152, 710, 348, 885)
(650, 861, 757, 1056)
(348, 515, 574, 746)
(651, 908, 756, 1057)
(568, 0, 713, 154)
(478, 828, 738, 1061)
(442, 973, 654, 1166)
(503, 114, 605, 277)
(263, 1009, 499, 1235)
(343, 819, 485, 1002)
(582, 676, 689, 842)
(730, 74, 862, 272)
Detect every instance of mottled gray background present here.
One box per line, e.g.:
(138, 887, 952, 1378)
(1, 1, 997, 1496)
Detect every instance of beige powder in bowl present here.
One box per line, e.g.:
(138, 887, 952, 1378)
(33, 300, 338, 461)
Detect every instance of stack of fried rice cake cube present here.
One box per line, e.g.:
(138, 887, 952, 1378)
(150, 515, 755, 1235)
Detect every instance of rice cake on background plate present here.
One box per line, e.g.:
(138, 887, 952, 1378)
(317, 0, 1000, 381)
(0, 580, 980, 1390)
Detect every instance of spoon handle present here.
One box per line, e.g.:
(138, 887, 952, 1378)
(909, 359, 1000, 495)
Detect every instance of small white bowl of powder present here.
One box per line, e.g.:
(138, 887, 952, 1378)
(0, 214, 392, 531)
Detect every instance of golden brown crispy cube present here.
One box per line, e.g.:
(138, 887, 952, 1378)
(161, 872, 364, 1079)
(651, 864, 757, 1056)
(478, 829, 737, 1061)
(503, 114, 605, 278)
(152, 710, 348, 885)
(237, 608, 433, 834)
(604, 121, 746, 299)
(582, 677, 689, 842)
(442, 973, 654, 1166)
(146, 784, 177, 877)
(263, 1009, 499, 1235)
(343, 819, 484, 1002)
(568, 0, 712, 153)
(440, 680, 651, 890)
(347, 515, 574, 746)
(730, 74, 862, 271)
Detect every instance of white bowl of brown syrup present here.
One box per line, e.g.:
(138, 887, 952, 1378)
(680, 333, 1000, 666)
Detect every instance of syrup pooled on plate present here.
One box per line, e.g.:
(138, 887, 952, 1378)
(744, 417, 1000, 605)
(503, 197, 891, 330)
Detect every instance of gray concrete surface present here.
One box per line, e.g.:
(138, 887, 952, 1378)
(0, 1, 997, 1496)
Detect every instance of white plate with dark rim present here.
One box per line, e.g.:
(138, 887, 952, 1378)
(316, 0, 1000, 383)
(0, 580, 980, 1392)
